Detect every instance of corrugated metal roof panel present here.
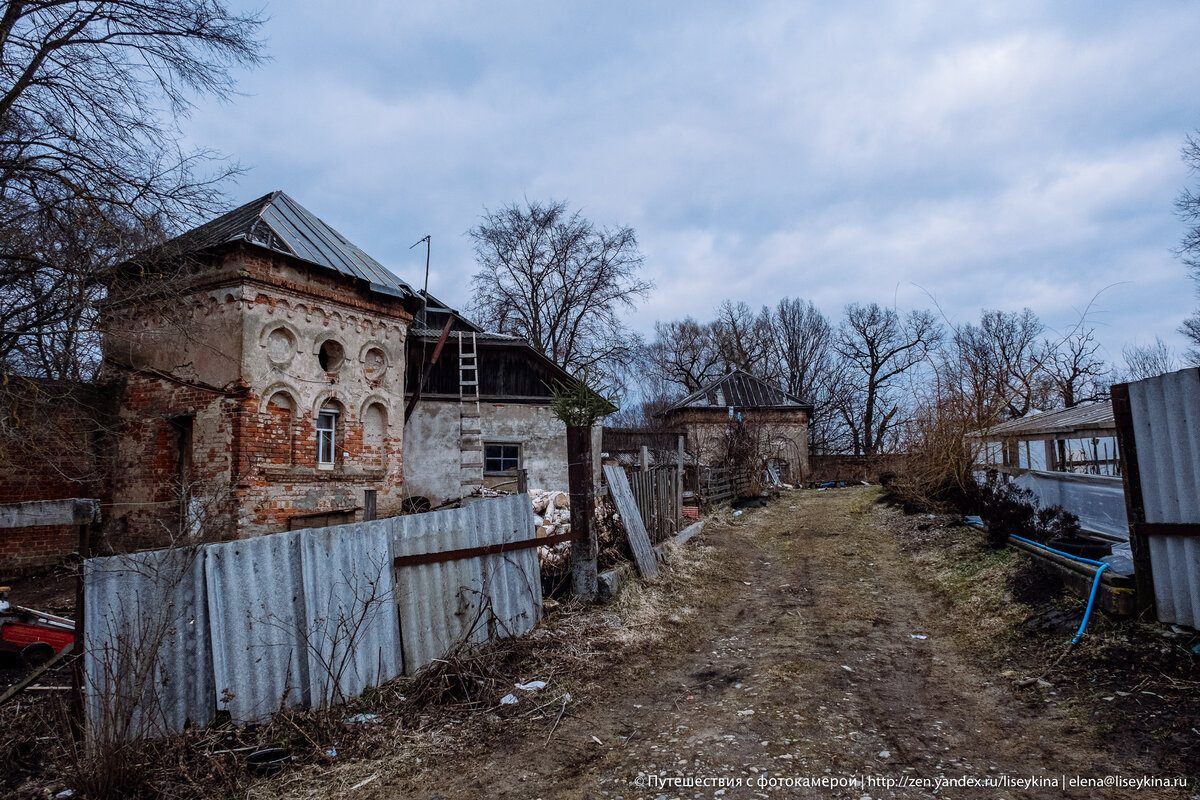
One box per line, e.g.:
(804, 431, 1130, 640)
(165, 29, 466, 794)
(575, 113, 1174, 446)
(206, 531, 310, 724)
(84, 548, 214, 738)
(411, 328, 520, 341)
(967, 401, 1116, 440)
(1127, 368, 1200, 627)
(665, 369, 809, 412)
(298, 520, 403, 705)
(166, 191, 416, 299)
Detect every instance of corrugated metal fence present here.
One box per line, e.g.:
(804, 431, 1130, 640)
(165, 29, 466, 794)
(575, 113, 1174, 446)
(84, 495, 538, 739)
(1115, 368, 1200, 628)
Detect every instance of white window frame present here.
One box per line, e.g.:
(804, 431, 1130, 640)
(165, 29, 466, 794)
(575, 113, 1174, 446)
(317, 409, 339, 468)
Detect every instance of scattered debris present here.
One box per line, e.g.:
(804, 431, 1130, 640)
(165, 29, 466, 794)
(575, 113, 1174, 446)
(349, 774, 379, 791)
(514, 680, 547, 691)
(499, 693, 519, 705)
(342, 713, 379, 724)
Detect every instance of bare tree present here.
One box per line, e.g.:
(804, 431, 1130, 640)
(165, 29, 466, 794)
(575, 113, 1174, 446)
(468, 199, 652, 386)
(710, 300, 775, 376)
(836, 303, 941, 456)
(0, 1, 266, 378)
(1121, 336, 1178, 381)
(1042, 327, 1109, 408)
(1176, 132, 1200, 363)
(952, 309, 1046, 423)
(645, 317, 723, 393)
(766, 297, 852, 454)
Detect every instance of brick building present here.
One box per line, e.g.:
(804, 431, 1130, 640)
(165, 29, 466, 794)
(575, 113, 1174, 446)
(97, 191, 422, 549)
(661, 370, 813, 483)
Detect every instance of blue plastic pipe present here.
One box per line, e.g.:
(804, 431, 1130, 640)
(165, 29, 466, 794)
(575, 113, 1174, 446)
(1006, 533, 1110, 645)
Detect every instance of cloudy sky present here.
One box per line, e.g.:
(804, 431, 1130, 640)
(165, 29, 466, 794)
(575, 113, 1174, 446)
(185, 1, 1200, 364)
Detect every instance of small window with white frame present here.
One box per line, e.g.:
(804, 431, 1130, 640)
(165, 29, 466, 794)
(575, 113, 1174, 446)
(484, 442, 520, 474)
(317, 407, 339, 468)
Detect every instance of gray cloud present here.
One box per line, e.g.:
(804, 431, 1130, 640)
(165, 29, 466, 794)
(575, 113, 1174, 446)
(185, 0, 1200, 363)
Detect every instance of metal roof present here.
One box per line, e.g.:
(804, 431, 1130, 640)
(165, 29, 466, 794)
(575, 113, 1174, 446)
(410, 328, 520, 341)
(664, 370, 811, 412)
(167, 191, 417, 299)
(966, 400, 1115, 440)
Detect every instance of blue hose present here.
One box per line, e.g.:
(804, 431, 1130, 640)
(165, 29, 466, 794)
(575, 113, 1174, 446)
(1006, 533, 1110, 645)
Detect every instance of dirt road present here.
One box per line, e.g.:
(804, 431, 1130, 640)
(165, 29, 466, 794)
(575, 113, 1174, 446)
(351, 488, 1190, 800)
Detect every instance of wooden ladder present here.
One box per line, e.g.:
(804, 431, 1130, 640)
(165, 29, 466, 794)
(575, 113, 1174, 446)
(459, 332, 483, 491)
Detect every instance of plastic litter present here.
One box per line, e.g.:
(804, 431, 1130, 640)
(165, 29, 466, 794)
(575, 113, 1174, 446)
(841, 665, 853, 672)
(342, 713, 378, 724)
(910, 634, 927, 640)
(515, 680, 547, 691)
(500, 693, 519, 705)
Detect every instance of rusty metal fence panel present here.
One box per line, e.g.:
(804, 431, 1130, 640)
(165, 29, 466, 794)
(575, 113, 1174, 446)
(300, 520, 402, 708)
(1126, 368, 1200, 627)
(391, 494, 539, 674)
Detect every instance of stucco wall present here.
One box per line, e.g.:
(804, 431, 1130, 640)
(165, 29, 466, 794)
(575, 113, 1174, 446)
(402, 401, 463, 508)
(405, 400, 601, 507)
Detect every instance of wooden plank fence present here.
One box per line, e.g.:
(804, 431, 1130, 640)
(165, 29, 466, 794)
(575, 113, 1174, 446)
(696, 466, 754, 508)
(628, 465, 680, 544)
(603, 465, 659, 579)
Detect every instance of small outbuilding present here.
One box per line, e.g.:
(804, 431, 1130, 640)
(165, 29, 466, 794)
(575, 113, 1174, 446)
(660, 370, 812, 484)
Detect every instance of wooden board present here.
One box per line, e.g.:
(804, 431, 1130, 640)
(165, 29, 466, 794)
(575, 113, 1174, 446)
(603, 465, 659, 579)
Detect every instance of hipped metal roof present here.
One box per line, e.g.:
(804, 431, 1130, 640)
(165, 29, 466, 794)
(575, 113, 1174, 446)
(663, 369, 812, 413)
(167, 191, 417, 299)
(965, 400, 1116, 441)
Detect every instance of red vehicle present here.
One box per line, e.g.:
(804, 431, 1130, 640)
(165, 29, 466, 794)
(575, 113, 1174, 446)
(0, 587, 75, 668)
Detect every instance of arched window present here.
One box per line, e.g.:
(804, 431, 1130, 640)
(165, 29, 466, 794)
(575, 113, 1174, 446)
(265, 391, 296, 466)
(363, 402, 387, 469)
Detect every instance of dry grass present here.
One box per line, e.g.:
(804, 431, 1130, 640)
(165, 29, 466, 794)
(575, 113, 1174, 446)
(0, 528, 716, 800)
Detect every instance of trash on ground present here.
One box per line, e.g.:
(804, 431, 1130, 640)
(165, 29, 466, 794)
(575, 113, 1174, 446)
(500, 693, 519, 705)
(342, 713, 379, 724)
(515, 680, 547, 691)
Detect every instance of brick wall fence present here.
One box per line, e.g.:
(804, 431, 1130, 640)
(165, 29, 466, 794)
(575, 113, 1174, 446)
(0, 380, 118, 575)
(807, 454, 910, 484)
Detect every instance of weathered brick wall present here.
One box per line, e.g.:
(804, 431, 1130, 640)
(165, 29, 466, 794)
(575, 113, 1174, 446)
(232, 391, 404, 536)
(0, 525, 78, 573)
(0, 382, 116, 573)
(665, 406, 811, 480)
(105, 372, 238, 553)
(10, 242, 420, 563)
